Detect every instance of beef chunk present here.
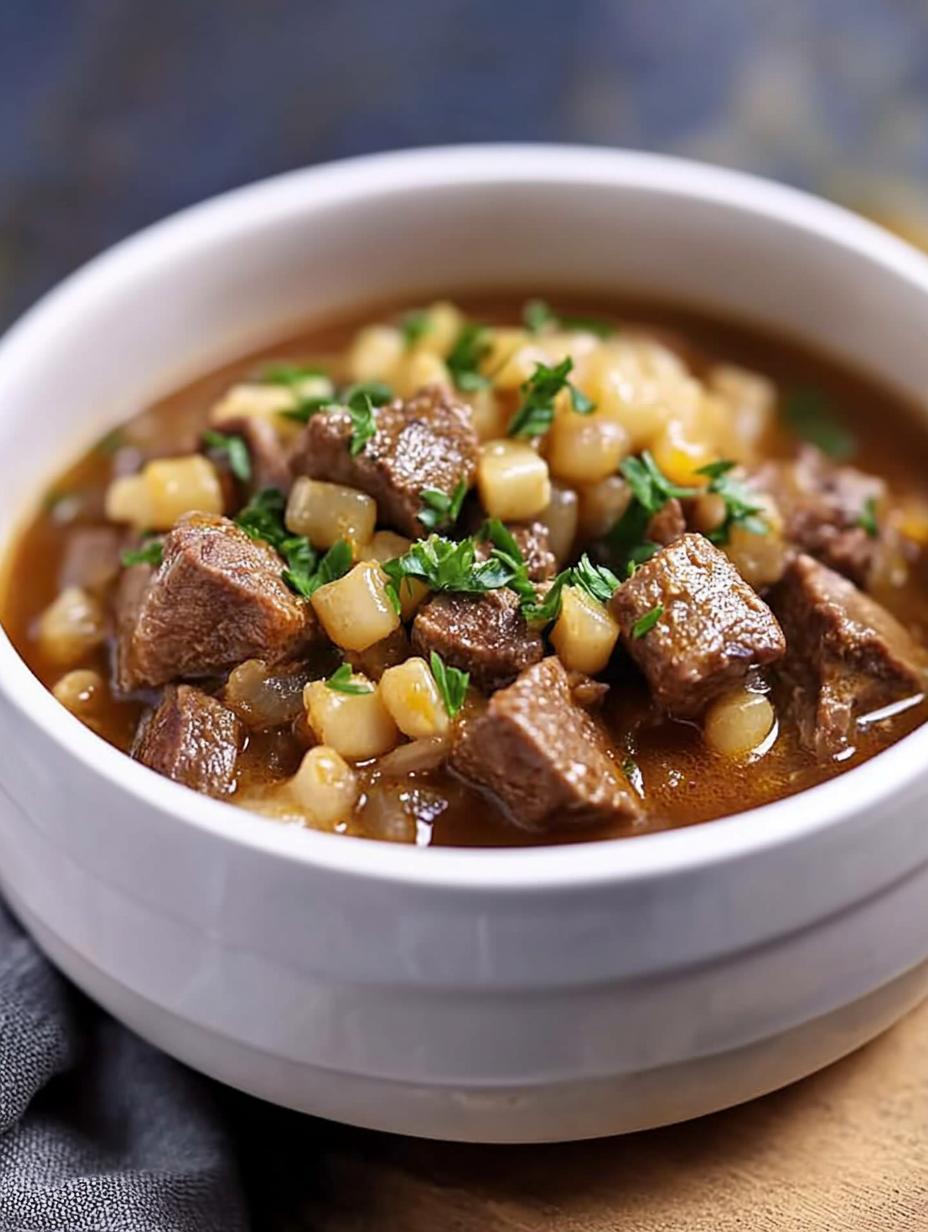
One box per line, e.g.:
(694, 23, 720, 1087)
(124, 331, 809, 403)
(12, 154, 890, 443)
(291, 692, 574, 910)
(451, 657, 641, 831)
(291, 384, 478, 536)
(132, 684, 243, 797)
(611, 533, 786, 716)
(221, 416, 293, 494)
(771, 554, 928, 758)
(411, 588, 544, 693)
(474, 520, 557, 582)
(57, 525, 125, 594)
(116, 513, 313, 692)
(647, 497, 686, 546)
(755, 446, 885, 586)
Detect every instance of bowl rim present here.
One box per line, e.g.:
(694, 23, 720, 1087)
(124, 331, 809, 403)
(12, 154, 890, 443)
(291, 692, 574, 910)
(3, 141, 928, 891)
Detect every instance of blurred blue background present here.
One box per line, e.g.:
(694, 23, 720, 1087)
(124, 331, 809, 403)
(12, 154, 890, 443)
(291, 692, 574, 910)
(3, 0, 928, 328)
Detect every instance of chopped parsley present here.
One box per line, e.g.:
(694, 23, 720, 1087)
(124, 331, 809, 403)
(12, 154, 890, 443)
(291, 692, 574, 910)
(446, 323, 492, 392)
(632, 603, 664, 639)
(522, 299, 615, 339)
(571, 554, 621, 604)
(783, 387, 856, 461)
(260, 363, 328, 388)
(508, 357, 596, 438)
(480, 518, 536, 608)
(418, 478, 468, 531)
(401, 309, 431, 349)
(382, 534, 515, 600)
(325, 663, 373, 695)
(121, 538, 164, 568)
(234, 486, 352, 597)
(429, 651, 469, 718)
(519, 554, 619, 626)
(857, 495, 879, 538)
(622, 755, 644, 795)
(346, 391, 378, 456)
(696, 460, 768, 545)
(522, 569, 571, 625)
(203, 429, 251, 482)
(342, 380, 393, 407)
(605, 451, 693, 572)
(279, 397, 335, 425)
(95, 427, 125, 455)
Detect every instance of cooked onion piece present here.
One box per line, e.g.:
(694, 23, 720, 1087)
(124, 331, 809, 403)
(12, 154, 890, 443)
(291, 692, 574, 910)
(704, 688, 776, 759)
(37, 587, 105, 665)
(291, 745, 359, 827)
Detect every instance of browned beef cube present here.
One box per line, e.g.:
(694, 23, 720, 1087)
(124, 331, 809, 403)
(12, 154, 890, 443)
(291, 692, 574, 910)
(611, 533, 786, 715)
(220, 416, 293, 494)
(771, 554, 928, 758)
(474, 520, 556, 582)
(411, 588, 544, 693)
(451, 657, 641, 831)
(291, 384, 478, 536)
(132, 684, 244, 797)
(755, 446, 885, 586)
(647, 497, 686, 546)
(116, 513, 314, 692)
(57, 525, 125, 594)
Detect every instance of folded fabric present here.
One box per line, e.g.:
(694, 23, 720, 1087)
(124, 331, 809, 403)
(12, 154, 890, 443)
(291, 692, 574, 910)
(0, 903, 248, 1231)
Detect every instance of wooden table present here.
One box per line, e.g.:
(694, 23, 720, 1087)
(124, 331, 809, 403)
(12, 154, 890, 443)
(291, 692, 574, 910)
(233, 997, 928, 1230)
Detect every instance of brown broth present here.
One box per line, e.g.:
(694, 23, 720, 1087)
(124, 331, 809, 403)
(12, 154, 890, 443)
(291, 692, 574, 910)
(4, 295, 928, 846)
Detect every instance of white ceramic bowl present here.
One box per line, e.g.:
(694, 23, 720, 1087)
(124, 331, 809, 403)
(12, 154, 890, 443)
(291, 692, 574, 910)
(1, 146, 928, 1144)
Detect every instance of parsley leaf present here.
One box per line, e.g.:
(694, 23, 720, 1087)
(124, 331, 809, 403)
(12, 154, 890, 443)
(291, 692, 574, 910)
(279, 535, 320, 596)
(235, 487, 288, 546)
(203, 429, 251, 482)
(260, 363, 327, 387)
(401, 309, 431, 349)
(346, 391, 378, 456)
(382, 534, 515, 597)
(522, 569, 571, 624)
(632, 603, 664, 638)
(235, 486, 348, 597)
(521, 300, 615, 339)
(479, 518, 536, 608)
(604, 451, 697, 571)
(278, 397, 336, 425)
(325, 663, 373, 695)
(571, 553, 620, 604)
(783, 388, 856, 461)
(342, 380, 393, 407)
(429, 651, 469, 718)
(121, 538, 163, 568)
(696, 460, 768, 545)
(304, 539, 353, 595)
(447, 323, 492, 392)
(857, 495, 879, 538)
(418, 478, 468, 531)
(508, 357, 595, 437)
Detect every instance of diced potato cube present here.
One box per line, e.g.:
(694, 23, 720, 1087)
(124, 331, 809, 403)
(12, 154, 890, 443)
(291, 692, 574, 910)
(106, 455, 223, 531)
(209, 376, 333, 432)
(358, 532, 428, 619)
(291, 745, 359, 826)
(304, 676, 398, 759)
(52, 668, 106, 717)
(537, 484, 579, 563)
(547, 412, 629, 485)
(348, 325, 404, 383)
(577, 475, 632, 539)
(477, 440, 551, 520)
(550, 585, 619, 675)
(722, 493, 788, 589)
(412, 301, 463, 356)
(704, 688, 775, 759)
(466, 388, 509, 442)
(394, 350, 451, 397)
(379, 657, 450, 739)
(480, 328, 537, 390)
(311, 561, 401, 651)
(286, 477, 376, 550)
(650, 420, 713, 488)
(37, 587, 106, 665)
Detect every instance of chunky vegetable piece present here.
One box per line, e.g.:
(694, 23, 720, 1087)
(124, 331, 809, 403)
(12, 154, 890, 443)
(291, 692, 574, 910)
(11, 296, 928, 846)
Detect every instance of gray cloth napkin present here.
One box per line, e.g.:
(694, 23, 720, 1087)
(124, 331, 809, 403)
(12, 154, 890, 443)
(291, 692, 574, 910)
(0, 902, 249, 1232)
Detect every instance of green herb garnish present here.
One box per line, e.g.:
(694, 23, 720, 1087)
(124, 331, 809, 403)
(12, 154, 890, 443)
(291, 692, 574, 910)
(325, 663, 373, 695)
(342, 380, 393, 407)
(96, 428, 124, 455)
(382, 534, 515, 599)
(235, 486, 288, 546)
(479, 518, 536, 608)
(261, 363, 328, 387)
(303, 539, 352, 596)
(429, 651, 469, 718)
(857, 495, 879, 538)
(632, 603, 664, 639)
(401, 309, 431, 349)
(508, 357, 595, 437)
(604, 451, 695, 570)
(522, 300, 615, 339)
(121, 538, 164, 568)
(278, 535, 320, 597)
(571, 554, 621, 604)
(783, 388, 856, 461)
(346, 391, 378, 456)
(696, 460, 768, 545)
(447, 323, 492, 392)
(235, 486, 347, 597)
(419, 478, 468, 531)
(203, 429, 251, 482)
(522, 569, 571, 625)
(279, 397, 335, 425)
